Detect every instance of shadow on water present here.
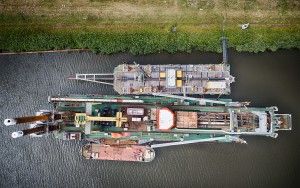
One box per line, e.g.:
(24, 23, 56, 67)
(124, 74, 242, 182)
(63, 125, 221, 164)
(0, 49, 299, 188)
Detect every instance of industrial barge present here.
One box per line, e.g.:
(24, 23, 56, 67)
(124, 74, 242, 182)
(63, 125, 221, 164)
(69, 38, 234, 95)
(69, 63, 235, 95)
(4, 94, 292, 162)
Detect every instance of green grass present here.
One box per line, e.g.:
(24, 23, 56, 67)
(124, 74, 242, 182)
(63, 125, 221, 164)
(0, 0, 299, 54)
(1, 26, 299, 54)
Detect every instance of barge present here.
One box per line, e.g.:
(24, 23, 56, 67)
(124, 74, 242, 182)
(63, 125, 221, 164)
(69, 37, 234, 95)
(4, 94, 292, 162)
(69, 64, 235, 95)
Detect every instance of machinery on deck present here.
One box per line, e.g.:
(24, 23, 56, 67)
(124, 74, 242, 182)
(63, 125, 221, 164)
(69, 38, 234, 95)
(69, 64, 235, 95)
(4, 94, 292, 162)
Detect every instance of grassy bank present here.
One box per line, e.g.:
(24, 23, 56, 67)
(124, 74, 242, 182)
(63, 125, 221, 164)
(1, 26, 299, 54)
(0, 0, 300, 54)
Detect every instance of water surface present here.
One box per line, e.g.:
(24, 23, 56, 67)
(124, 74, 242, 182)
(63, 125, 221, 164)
(0, 50, 299, 188)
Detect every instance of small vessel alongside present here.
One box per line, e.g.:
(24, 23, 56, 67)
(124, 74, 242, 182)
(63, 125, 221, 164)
(82, 144, 155, 162)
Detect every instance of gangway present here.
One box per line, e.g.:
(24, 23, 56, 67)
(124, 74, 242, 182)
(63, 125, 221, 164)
(68, 73, 114, 85)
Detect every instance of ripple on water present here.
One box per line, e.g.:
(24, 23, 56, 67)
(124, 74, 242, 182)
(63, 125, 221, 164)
(0, 50, 299, 188)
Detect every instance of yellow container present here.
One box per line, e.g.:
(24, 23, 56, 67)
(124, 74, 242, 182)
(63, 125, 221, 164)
(176, 80, 182, 87)
(160, 72, 166, 78)
(176, 70, 182, 78)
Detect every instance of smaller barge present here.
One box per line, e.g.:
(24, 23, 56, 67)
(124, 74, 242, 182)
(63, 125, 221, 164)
(82, 144, 155, 162)
(69, 37, 234, 95)
(70, 63, 235, 95)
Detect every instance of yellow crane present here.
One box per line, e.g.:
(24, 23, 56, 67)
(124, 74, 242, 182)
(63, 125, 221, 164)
(75, 112, 127, 128)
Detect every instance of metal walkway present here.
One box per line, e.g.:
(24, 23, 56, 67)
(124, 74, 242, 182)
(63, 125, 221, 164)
(69, 73, 114, 85)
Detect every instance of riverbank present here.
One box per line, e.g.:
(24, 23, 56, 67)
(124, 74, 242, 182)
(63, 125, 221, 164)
(1, 0, 299, 54)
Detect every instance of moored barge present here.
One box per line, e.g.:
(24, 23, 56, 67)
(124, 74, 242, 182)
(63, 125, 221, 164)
(4, 94, 292, 162)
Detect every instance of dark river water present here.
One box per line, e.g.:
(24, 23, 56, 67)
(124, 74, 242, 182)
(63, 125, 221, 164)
(0, 50, 299, 188)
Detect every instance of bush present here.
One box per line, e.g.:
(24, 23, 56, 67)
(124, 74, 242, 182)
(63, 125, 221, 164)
(0, 26, 299, 54)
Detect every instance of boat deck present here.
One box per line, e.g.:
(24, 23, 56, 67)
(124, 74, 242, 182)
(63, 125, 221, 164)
(113, 64, 234, 95)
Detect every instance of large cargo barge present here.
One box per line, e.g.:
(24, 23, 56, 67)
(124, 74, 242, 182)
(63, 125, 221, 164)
(4, 94, 292, 162)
